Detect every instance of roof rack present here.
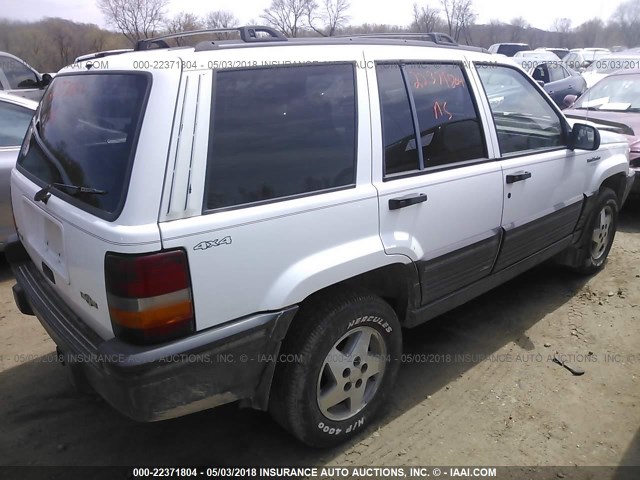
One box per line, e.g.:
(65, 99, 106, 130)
(135, 26, 287, 51)
(337, 32, 458, 46)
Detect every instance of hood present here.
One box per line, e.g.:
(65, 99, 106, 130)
(564, 116, 630, 146)
(564, 109, 640, 139)
(581, 72, 606, 88)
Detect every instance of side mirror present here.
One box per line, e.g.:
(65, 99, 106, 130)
(39, 73, 52, 88)
(569, 123, 600, 151)
(536, 80, 545, 87)
(564, 94, 578, 108)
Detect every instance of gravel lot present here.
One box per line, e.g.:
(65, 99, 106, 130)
(0, 204, 638, 476)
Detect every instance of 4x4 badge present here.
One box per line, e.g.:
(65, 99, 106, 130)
(194, 236, 232, 251)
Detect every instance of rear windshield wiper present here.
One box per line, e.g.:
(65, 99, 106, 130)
(34, 182, 107, 204)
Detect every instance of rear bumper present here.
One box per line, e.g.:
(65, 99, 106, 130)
(6, 239, 297, 422)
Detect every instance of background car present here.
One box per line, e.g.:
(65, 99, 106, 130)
(564, 69, 640, 198)
(0, 52, 52, 101)
(513, 50, 560, 61)
(512, 58, 586, 107)
(536, 47, 570, 59)
(0, 92, 37, 251)
(488, 42, 530, 56)
(563, 48, 611, 72)
(581, 53, 640, 88)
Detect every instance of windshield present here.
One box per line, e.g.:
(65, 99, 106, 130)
(573, 74, 640, 111)
(17, 73, 150, 219)
(584, 51, 610, 63)
(586, 57, 640, 74)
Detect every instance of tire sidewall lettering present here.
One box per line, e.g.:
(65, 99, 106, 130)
(347, 315, 393, 333)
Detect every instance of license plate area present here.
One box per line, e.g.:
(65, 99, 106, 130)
(21, 197, 69, 284)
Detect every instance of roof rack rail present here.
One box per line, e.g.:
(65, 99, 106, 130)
(338, 32, 458, 46)
(134, 26, 287, 51)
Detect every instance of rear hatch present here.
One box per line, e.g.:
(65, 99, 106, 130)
(11, 61, 182, 339)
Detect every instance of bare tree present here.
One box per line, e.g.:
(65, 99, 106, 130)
(85, 29, 111, 53)
(47, 18, 75, 67)
(261, 0, 312, 37)
(575, 18, 604, 47)
(205, 11, 239, 29)
(203, 10, 239, 40)
(440, 0, 475, 42)
(411, 3, 441, 32)
(307, 0, 350, 36)
(551, 17, 572, 47)
(552, 17, 572, 33)
(455, 0, 475, 44)
(612, 0, 640, 47)
(441, 0, 456, 36)
(164, 12, 202, 45)
(344, 23, 406, 34)
(97, 0, 169, 43)
(0, 19, 14, 52)
(509, 16, 529, 42)
(487, 18, 502, 45)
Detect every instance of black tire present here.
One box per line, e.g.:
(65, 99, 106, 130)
(574, 188, 619, 275)
(269, 291, 402, 447)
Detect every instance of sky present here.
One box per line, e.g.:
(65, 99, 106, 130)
(0, 0, 624, 31)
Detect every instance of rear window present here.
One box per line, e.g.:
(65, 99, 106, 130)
(17, 73, 150, 219)
(205, 64, 356, 211)
(498, 45, 530, 57)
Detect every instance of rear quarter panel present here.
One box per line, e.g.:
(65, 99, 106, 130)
(158, 45, 399, 331)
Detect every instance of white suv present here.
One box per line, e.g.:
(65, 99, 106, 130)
(7, 27, 635, 447)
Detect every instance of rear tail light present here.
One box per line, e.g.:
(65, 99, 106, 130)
(105, 250, 195, 344)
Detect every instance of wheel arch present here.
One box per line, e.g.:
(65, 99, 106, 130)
(291, 262, 421, 330)
(600, 172, 627, 205)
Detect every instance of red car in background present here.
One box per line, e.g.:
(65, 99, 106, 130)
(564, 69, 640, 199)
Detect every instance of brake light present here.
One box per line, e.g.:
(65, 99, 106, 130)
(105, 250, 195, 344)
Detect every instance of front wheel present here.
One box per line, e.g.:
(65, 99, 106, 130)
(269, 292, 402, 447)
(574, 188, 619, 275)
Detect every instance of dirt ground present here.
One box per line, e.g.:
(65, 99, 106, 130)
(0, 204, 639, 476)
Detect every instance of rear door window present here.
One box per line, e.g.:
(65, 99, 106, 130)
(377, 62, 487, 177)
(548, 64, 565, 82)
(376, 64, 420, 175)
(205, 64, 357, 211)
(532, 65, 550, 84)
(17, 73, 150, 219)
(405, 64, 486, 169)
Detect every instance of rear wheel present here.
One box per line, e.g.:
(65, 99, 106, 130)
(574, 188, 619, 275)
(269, 292, 401, 447)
